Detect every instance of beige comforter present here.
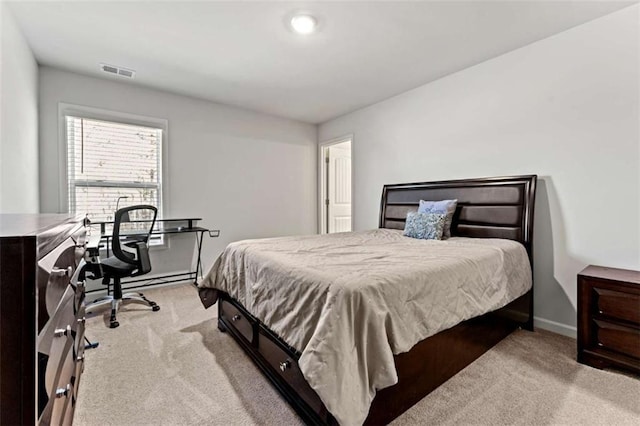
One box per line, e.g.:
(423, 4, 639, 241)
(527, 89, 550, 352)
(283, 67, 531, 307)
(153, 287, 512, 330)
(199, 229, 532, 425)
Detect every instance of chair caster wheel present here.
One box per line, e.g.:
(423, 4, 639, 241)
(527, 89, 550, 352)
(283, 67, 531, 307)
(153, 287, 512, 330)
(110, 321, 120, 328)
(152, 305, 160, 312)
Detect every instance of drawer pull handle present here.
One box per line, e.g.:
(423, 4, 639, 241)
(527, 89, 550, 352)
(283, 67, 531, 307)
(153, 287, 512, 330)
(279, 360, 291, 372)
(54, 325, 71, 337)
(51, 266, 73, 277)
(231, 314, 241, 322)
(55, 384, 71, 398)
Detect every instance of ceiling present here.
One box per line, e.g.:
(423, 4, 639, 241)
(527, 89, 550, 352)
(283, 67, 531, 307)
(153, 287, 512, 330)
(7, 0, 635, 124)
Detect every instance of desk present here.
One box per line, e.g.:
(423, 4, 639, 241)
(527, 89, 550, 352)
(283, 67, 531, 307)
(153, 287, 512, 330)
(90, 217, 219, 294)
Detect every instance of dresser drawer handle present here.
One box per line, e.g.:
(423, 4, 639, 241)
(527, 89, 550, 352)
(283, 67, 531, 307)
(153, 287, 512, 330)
(51, 266, 73, 277)
(231, 314, 241, 322)
(54, 325, 71, 337)
(55, 384, 71, 398)
(279, 359, 291, 372)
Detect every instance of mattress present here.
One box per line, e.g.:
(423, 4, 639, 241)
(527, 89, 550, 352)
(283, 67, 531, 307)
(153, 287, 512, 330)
(199, 229, 532, 425)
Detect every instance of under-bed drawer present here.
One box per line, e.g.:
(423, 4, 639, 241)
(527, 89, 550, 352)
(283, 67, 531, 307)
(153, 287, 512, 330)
(219, 299, 255, 343)
(257, 328, 324, 415)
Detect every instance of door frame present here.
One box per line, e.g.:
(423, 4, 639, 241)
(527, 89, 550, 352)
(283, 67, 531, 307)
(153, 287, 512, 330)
(318, 135, 354, 234)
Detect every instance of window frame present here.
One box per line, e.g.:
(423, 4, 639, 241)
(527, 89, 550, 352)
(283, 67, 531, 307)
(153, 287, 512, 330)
(58, 103, 169, 245)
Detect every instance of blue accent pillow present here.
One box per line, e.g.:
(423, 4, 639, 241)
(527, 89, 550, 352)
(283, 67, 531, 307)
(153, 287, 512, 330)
(418, 199, 458, 239)
(403, 212, 446, 240)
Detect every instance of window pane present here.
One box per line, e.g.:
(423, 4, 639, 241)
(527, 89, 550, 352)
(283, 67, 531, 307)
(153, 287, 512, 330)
(67, 117, 160, 184)
(74, 185, 158, 222)
(66, 114, 163, 222)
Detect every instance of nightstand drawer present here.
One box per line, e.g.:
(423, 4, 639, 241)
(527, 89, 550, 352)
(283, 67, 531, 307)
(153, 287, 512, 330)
(578, 265, 640, 374)
(593, 319, 640, 359)
(593, 287, 640, 325)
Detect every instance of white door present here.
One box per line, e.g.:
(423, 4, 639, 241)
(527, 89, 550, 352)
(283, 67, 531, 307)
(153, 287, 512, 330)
(326, 141, 352, 233)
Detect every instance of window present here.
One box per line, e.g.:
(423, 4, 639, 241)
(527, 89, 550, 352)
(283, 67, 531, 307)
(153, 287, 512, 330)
(65, 115, 164, 223)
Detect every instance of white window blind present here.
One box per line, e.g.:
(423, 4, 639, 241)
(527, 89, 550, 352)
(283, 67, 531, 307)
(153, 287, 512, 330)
(66, 116, 163, 223)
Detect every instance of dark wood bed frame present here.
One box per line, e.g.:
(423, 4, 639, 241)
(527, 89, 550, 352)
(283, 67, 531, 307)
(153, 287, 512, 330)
(216, 174, 537, 425)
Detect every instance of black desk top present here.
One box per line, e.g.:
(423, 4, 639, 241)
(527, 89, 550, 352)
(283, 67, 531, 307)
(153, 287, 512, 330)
(93, 217, 202, 226)
(103, 226, 211, 238)
(92, 217, 207, 236)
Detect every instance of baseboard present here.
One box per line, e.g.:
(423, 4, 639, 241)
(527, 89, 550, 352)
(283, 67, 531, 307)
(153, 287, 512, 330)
(84, 269, 194, 293)
(85, 279, 193, 299)
(533, 316, 577, 339)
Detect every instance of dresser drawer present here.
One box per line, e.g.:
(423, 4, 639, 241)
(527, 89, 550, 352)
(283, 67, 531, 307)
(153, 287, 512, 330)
(220, 300, 254, 343)
(38, 237, 78, 317)
(40, 380, 74, 426)
(71, 326, 86, 422)
(257, 329, 324, 414)
(74, 351, 85, 385)
(74, 305, 86, 363)
(73, 230, 87, 266)
(39, 286, 79, 426)
(38, 287, 76, 355)
(41, 335, 75, 426)
(43, 295, 76, 392)
(593, 319, 640, 359)
(74, 283, 86, 317)
(593, 287, 640, 325)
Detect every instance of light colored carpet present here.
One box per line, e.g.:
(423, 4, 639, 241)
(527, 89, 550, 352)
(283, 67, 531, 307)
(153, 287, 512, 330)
(75, 283, 640, 426)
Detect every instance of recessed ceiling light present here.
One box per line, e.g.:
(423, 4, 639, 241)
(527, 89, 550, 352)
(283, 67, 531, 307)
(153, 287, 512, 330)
(290, 14, 317, 35)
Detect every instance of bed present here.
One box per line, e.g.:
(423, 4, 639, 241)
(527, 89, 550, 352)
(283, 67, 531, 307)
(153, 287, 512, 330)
(198, 174, 537, 425)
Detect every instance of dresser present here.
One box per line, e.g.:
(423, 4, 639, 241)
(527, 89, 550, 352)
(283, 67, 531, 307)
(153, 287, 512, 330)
(577, 265, 640, 374)
(0, 214, 88, 425)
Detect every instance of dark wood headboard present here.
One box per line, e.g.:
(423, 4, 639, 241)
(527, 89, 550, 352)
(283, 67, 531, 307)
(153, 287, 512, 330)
(379, 175, 537, 260)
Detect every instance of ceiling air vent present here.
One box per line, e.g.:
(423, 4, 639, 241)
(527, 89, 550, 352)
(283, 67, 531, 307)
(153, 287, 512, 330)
(100, 63, 136, 79)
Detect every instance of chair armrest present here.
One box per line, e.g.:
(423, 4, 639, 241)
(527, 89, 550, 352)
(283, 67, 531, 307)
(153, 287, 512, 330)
(131, 241, 152, 276)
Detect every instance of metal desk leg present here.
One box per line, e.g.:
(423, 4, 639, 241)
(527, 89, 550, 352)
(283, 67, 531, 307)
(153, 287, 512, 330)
(194, 230, 205, 285)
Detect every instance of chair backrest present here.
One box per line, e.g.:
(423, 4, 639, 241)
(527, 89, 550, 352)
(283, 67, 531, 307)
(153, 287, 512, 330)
(112, 205, 158, 274)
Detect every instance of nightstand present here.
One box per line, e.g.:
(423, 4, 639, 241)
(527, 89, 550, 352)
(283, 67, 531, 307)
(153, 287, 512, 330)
(577, 265, 640, 374)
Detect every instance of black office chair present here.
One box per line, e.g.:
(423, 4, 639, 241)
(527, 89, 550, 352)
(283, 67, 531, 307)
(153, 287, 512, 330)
(86, 205, 160, 328)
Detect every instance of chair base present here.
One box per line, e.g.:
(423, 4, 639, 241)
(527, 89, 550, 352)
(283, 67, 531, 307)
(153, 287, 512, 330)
(85, 291, 160, 328)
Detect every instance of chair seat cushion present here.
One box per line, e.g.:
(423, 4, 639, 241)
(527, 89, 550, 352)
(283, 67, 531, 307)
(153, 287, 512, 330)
(101, 255, 137, 277)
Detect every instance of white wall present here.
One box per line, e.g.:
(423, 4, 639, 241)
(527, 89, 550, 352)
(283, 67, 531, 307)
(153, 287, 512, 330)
(0, 3, 39, 213)
(39, 67, 317, 285)
(319, 5, 640, 336)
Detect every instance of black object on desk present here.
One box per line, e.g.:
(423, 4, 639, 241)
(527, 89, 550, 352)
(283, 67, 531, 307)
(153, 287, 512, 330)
(89, 217, 219, 295)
